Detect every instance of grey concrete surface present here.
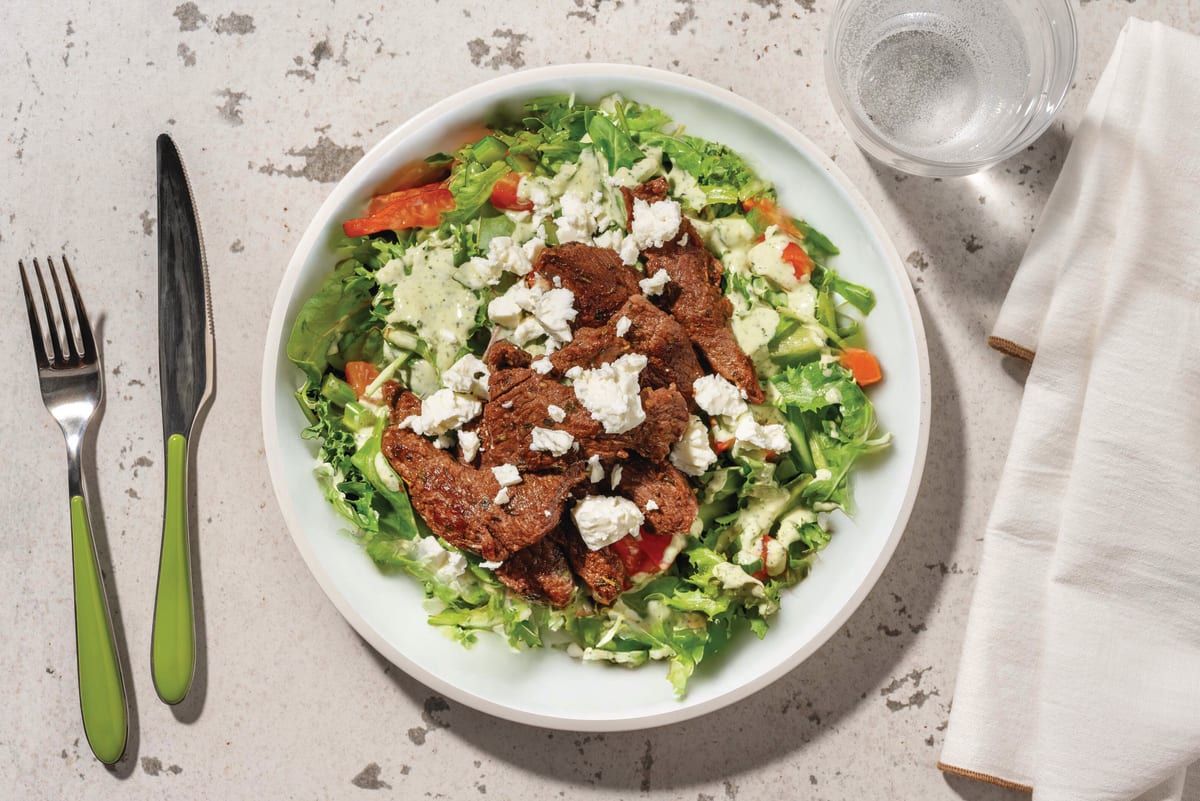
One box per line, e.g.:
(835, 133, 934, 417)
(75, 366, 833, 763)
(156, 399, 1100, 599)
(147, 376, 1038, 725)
(2, 1, 1198, 798)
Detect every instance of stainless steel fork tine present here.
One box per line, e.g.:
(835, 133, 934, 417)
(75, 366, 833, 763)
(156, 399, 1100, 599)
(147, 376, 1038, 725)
(46, 256, 80, 365)
(18, 260, 50, 369)
(59, 255, 96, 363)
(31, 258, 65, 366)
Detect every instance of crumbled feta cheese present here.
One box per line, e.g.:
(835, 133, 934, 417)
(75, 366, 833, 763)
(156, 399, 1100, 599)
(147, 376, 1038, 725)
(413, 536, 447, 563)
(614, 316, 632, 337)
(591, 228, 624, 253)
(479, 560, 503, 570)
(814, 468, 833, 482)
(458, 255, 502, 290)
(491, 464, 522, 487)
(670, 415, 718, 477)
(566, 366, 583, 380)
(494, 487, 511, 505)
(442, 354, 491, 399)
(693, 374, 750, 418)
(458, 430, 480, 463)
(433, 434, 454, 449)
(617, 235, 641, 267)
(487, 235, 536, 277)
(610, 464, 623, 489)
(488, 281, 577, 347)
(400, 389, 483, 437)
(518, 176, 553, 219)
(534, 287, 578, 342)
(629, 197, 682, 249)
(530, 427, 575, 456)
(523, 236, 545, 266)
(571, 495, 646, 551)
(547, 404, 566, 423)
(512, 316, 546, 346)
(638, 270, 670, 296)
(645, 499, 659, 512)
(435, 551, 467, 584)
(555, 190, 605, 244)
(572, 353, 648, 434)
(531, 357, 554, 375)
(734, 414, 791, 452)
(587, 454, 604, 483)
(487, 284, 533, 328)
(551, 273, 561, 287)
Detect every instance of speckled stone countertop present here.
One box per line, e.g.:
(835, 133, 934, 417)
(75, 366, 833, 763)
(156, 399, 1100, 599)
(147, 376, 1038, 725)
(2, 2, 1198, 799)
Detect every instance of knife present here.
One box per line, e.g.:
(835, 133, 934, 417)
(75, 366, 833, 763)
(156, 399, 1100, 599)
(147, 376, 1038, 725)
(152, 133, 213, 705)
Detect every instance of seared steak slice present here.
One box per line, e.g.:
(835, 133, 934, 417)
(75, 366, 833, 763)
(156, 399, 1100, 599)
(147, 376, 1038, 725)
(478, 369, 689, 470)
(618, 457, 698, 537)
(644, 220, 764, 403)
(620, 177, 670, 227)
(382, 392, 586, 562)
(533, 243, 641, 328)
(554, 526, 629, 606)
(484, 339, 532, 372)
(549, 295, 704, 404)
(495, 537, 577, 607)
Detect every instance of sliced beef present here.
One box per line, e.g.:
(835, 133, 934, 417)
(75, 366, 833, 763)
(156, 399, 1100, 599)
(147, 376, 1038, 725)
(644, 220, 765, 402)
(495, 537, 577, 607)
(484, 339, 532, 372)
(382, 392, 586, 562)
(618, 457, 698, 537)
(620, 177, 670, 228)
(477, 368, 689, 470)
(554, 526, 629, 606)
(533, 243, 641, 328)
(549, 295, 704, 404)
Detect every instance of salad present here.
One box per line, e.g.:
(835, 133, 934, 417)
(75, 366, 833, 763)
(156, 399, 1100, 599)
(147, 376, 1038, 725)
(286, 94, 889, 696)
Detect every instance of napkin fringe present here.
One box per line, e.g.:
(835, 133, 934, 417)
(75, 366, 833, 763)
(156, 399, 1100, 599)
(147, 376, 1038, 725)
(937, 761, 1034, 794)
(987, 336, 1035, 363)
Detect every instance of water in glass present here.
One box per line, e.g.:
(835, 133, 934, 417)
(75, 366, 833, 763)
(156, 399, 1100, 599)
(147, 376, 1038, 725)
(835, 0, 1039, 163)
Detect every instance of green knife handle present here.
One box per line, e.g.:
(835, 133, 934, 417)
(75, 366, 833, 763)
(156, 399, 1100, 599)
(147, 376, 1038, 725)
(152, 433, 195, 705)
(70, 494, 128, 764)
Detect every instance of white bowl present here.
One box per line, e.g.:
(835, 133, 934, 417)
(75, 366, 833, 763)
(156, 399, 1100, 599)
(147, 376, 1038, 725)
(262, 64, 930, 731)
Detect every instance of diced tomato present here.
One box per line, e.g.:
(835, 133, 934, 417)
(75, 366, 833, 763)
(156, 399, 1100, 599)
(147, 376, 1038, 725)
(713, 437, 734, 454)
(344, 361, 380, 397)
(610, 529, 674, 576)
(782, 242, 814, 281)
(369, 164, 453, 209)
(838, 346, 883, 387)
(742, 196, 802, 240)
(489, 171, 532, 211)
(752, 535, 774, 581)
(343, 182, 455, 237)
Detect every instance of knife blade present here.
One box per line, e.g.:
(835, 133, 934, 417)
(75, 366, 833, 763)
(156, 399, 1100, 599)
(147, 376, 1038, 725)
(152, 133, 213, 705)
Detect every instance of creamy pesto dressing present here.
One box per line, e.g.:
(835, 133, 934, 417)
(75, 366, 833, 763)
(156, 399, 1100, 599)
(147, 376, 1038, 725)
(380, 241, 479, 371)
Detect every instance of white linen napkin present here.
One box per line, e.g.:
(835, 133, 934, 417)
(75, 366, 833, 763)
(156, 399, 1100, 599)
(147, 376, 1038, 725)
(939, 19, 1200, 801)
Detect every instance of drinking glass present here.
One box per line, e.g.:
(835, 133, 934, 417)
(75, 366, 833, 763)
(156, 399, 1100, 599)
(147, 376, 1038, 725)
(825, 0, 1077, 177)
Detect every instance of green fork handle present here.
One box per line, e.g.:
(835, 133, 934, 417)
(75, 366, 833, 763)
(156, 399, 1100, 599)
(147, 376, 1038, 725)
(70, 495, 128, 764)
(151, 433, 195, 705)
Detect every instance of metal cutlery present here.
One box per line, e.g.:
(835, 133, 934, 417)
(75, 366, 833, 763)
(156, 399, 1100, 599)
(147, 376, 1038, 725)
(19, 256, 128, 764)
(151, 133, 213, 705)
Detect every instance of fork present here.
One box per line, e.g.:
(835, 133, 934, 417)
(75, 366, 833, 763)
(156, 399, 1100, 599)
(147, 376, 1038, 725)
(19, 256, 128, 765)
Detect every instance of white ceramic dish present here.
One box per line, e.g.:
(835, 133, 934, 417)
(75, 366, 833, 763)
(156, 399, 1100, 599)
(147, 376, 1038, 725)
(262, 64, 930, 731)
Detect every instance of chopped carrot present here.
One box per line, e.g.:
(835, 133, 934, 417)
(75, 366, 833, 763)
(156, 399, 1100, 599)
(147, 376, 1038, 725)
(781, 242, 813, 280)
(838, 347, 883, 387)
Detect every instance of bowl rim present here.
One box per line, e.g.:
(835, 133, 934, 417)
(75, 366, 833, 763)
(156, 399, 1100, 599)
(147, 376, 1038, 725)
(261, 62, 932, 731)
